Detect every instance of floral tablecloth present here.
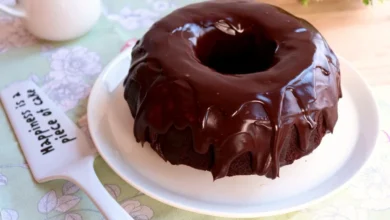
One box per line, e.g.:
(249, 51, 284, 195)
(1, 0, 390, 219)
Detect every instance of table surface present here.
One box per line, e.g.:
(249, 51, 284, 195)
(1, 0, 390, 220)
(265, 0, 390, 87)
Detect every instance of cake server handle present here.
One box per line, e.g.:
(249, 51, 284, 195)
(57, 155, 134, 220)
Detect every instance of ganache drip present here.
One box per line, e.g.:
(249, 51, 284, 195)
(124, 1, 342, 180)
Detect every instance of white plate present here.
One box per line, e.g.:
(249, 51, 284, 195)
(87, 48, 380, 218)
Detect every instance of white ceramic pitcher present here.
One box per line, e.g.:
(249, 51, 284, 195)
(0, 0, 101, 41)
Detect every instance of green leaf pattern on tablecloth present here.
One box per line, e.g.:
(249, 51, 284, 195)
(105, 184, 121, 199)
(1, 0, 390, 219)
(38, 190, 58, 214)
(64, 213, 82, 220)
(35, 183, 97, 220)
(121, 200, 153, 220)
(1, 209, 19, 220)
(55, 195, 81, 213)
(62, 182, 81, 196)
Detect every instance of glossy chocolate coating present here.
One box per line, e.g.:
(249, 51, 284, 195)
(124, 0, 342, 180)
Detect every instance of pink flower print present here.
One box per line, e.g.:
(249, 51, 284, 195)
(49, 47, 102, 81)
(42, 80, 91, 111)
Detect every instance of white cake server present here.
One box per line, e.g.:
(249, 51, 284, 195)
(0, 80, 133, 220)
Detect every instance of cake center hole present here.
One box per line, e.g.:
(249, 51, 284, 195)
(195, 28, 277, 75)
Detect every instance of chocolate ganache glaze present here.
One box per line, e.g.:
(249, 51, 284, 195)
(124, 0, 342, 180)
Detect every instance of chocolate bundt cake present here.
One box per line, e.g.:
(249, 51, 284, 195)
(124, 0, 342, 180)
